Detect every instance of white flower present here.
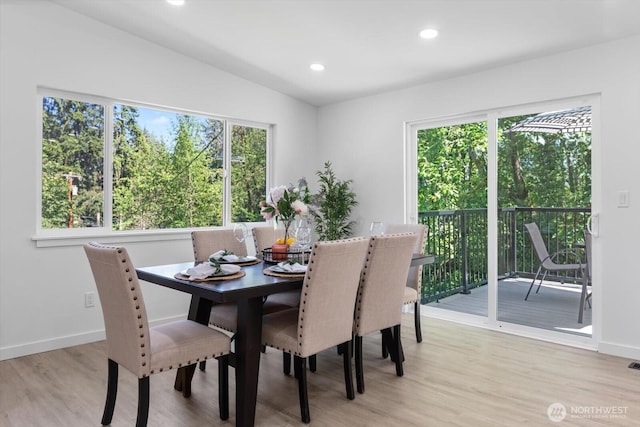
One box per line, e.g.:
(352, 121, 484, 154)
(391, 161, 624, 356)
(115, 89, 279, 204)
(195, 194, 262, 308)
(291, 200, 308, 216)
(269, 185, 287, 204)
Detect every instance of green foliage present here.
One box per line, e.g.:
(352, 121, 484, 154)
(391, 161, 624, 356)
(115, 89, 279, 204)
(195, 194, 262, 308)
(417, 117, 591, 211)
(230, 125, 266, 222)
(41, 97, 266, 230)
(418, 122, 488, 211)
(310, 161, 358, 241)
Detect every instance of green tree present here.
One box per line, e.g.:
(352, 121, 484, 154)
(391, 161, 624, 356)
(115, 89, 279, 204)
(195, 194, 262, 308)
(417, 122, 488, 211)
(230, 125, 266, 222)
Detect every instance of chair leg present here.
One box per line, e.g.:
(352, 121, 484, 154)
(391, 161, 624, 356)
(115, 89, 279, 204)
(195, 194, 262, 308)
(537, 271, 549, 293)
(217, 355, 229, 420)
(381, 328, 394, 362)
(101, 359, 118, 425)
(309, 354, 317, 372)
(342, 340, 355, 400)
(180, 364, 197, 398)
(414, 301, 422, 343)
(199, 360, 206, 371)
(136, 376, 150, 427)
(283, 351, 291, 375)
(355, 335, 365, 394)
(393, 324, 404, 377)
(381, 330, 389, 359)
(524, 266, 542, 300)
(294, 356, 310, 423)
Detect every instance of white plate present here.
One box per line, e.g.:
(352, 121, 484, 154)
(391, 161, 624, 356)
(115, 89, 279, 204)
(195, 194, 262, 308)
(211, 255, 257, 264)
(268, 265, 307, 274)
(180, 268, 238, 278)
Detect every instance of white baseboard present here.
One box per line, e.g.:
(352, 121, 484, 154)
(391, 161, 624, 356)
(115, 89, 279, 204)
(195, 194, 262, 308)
(598, 341, 640, 360)
(0, 314, 186, 361)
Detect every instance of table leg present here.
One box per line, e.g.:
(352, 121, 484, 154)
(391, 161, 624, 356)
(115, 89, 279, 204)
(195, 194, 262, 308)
(174, 296, 213, 396)
(235, 296, 264, 427)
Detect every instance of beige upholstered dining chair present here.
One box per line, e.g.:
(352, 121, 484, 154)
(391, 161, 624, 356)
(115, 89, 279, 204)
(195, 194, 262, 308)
(252, 224, 285, 257)
(353, 233, 417, 393)
(252, 225, 301, 309)
(261, 237, 369, 423)
(84, 242, 231, 427)
(191, 229, 291, 374)
(384, 223, 429, 343)
(192, 228, 248, 263)
(191, 229, 248, 335)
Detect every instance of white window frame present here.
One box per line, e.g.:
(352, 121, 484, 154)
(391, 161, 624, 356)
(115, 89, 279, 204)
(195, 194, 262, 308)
(34, 88, 272, 247)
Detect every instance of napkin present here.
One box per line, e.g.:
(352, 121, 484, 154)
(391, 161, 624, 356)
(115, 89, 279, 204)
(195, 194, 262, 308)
(186, 263, 241, 280)
(210, 250, 240, 262)
(277, 261, 307, 273)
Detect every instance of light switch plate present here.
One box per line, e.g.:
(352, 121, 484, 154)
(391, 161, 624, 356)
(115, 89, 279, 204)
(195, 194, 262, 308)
(617, 190, 630, 208)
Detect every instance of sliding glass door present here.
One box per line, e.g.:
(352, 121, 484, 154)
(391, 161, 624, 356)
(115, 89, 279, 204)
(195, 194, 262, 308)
(406, 97, 597, 345)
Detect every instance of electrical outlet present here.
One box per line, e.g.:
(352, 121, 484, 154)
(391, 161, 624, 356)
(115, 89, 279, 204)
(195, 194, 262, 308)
(84, 292, 96, 308)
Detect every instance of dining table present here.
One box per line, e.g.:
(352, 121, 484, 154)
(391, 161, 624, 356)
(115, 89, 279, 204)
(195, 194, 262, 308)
(136, 253, 435, 427)
(137, 260, 303, 427)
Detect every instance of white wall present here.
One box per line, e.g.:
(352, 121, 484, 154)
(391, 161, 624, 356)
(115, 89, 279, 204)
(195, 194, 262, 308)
(0, 2, 317, 360)
(317, 36, 640, 359)
(2, 1, 639, 361)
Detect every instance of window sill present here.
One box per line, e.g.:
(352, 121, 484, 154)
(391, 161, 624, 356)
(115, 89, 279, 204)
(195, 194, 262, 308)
(33, 228, 194, 248)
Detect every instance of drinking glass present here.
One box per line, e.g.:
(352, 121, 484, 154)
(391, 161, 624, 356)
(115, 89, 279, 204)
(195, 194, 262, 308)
(233, 223, 248, 243)
(370, 221, 385, 236)
(295, 220, 311, 264)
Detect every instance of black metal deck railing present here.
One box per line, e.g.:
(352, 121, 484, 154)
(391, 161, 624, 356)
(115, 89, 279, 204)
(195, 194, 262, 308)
(418, 207, 590, 303)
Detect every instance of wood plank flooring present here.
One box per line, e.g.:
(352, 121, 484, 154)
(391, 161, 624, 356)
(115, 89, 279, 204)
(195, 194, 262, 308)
(1, 315, 638, 426)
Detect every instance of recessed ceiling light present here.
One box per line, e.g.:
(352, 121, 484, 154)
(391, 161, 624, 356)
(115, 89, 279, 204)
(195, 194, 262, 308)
(419, 28, 439, 39)
(310, 63, 325, 72)
(166, 0, 185, 6)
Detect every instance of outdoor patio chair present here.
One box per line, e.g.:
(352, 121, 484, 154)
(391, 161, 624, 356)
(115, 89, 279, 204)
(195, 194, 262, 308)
(523, 222, 584, 301)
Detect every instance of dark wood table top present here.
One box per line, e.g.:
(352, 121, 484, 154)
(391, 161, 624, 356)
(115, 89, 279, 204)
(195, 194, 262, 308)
(136, 261, 305, 304)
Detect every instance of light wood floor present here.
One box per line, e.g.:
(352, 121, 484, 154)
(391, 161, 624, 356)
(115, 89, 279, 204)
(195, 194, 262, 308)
(1, 315, 638, 426)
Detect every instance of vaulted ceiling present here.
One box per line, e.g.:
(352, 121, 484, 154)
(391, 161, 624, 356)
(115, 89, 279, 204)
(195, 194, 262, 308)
(51, 0, 640, 106)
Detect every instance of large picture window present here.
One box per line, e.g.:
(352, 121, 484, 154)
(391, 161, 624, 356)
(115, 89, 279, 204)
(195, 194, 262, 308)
(40, 90, 269, 232)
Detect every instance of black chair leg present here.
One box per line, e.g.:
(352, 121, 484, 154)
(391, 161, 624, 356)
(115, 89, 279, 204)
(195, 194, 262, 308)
(524, 267, 541, 300)
(381, 330, 389, 359)
(102, 359, 118, 425)
(342, 340, 355, 400)
(217, 355, 229, 420)
(283, 351, 291, 375)
(136, 376, 150, 427)
(414, 302, 422, 343)
(309, 354, 317, 372)
(294, 356, 310, 423)
(393, 324, 404, 377)
(354, 335, 365, 394)
(381, 328, 394, 362)
(199, 360, 206, 371)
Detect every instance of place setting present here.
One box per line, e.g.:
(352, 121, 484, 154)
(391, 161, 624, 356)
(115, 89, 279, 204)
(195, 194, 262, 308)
(175, 261, 245, 282)
(263, 260, 307, 278)
(209, 249, 260, 266)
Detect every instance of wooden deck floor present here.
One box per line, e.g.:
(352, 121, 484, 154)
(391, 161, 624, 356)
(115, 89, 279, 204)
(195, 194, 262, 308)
(426, 277, 592, 337)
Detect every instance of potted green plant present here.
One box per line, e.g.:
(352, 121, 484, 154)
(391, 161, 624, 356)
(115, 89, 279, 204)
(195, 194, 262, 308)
(311, 161, 358, 241)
